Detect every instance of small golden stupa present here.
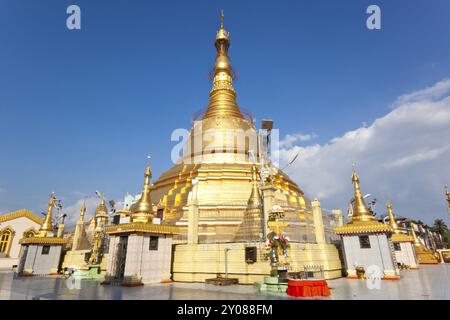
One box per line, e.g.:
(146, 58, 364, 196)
(335, 170, 392, 235)
(387, 200, 414, 243)
(335, 170, 399, 280)
(18, 193, 67, 275)
(130, 165, 155, 224)
(410, 223, 439, 264)
(20, 193, 66, 245)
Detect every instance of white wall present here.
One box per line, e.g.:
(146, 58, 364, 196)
(343, 234, 395, 275)
(124, 234, 172, 283)
(394, 242, 418, 268)
(0, 217, 41, 258)
(22, 244, 62, 275)
(106, 236, 118, 276)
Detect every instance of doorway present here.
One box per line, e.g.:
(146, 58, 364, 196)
(114, 236, 128, 280)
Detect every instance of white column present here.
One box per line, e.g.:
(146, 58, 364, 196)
(187, 180, 199, 244)
(311, 199, 326, 244)
(260, 185, 277, 238)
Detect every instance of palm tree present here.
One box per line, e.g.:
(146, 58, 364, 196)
(432, 219, 449, 248)
(432, 219, 448, 236)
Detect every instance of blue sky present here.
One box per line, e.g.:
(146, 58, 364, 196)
(1, 0, 450, 225)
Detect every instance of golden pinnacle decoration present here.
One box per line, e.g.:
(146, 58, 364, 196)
(350, 170, 374, 222)
(410, 223, 421, 247)
(131, 165, 154, 223)
(79, 199, 86, 223)
(37, 193, 56, 237)
(335, 169, 392, 235)
(387, 200, 400, 234)
(203, 9, 243, 120)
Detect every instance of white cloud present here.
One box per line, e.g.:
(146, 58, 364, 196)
(62, 195, 125, 228)
(63, 196, 104, 227)
(394, 78, 450, 107)
(276, 79, 450, 224)
(280, 133, 316, 148)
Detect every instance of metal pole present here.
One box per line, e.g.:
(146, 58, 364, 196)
(224, 248, 230, 278)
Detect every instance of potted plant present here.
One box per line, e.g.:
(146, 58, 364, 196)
(356, 266, 365, 279)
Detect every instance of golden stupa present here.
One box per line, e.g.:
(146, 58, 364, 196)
(151, 11, 313, 244)
(335, 170, 392, 235)
(387, 200, 414, 243)
(410, 223, 439, 264)
(149, 11, 342, 283)
(19, 193, 67, 246)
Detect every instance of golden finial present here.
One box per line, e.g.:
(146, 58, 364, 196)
(131, 162, 154, 223)
(79, 198, 86, 223)
(350, 168, 374, 222)
(94, 194, 108, 218)
(248, 165, 261, 207)
(38, 192, 55, 237)
(203, 10, 243, 120)
(410, 222, 421, 246)
(387, 200, 400, 234)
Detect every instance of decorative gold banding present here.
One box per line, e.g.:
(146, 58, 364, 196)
(105, 222, 180, 235)
(391, 233, 414, 243)
(0, 209, 42, 225)
(19, 237, 67, 245)
(335, 221, 393, 235)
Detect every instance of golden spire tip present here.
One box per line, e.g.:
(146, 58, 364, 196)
(220, 9, 224, 29)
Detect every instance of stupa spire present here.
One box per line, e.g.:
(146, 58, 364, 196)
(350, 169, 374, 222)
(410, 223, 421, 246)
(38, 193, 55, 237)
(387, 200, 400, 234)
(94, 196, 108, 219)
(79, 199, 86, 223)
(203, 10, 244, 120)
(131, 164, 154, 223)
(248, 165, 262, 207)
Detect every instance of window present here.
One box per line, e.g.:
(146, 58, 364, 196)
(112, 215, 121, 225)
(149, 236, 159, 251)
(0, 231, 11, 253)
(359, 235, 371, 249)
(245, 246, 257, 263)
(0, 228, 14, 256)
(41, 245, 50, 255)
(156, 208, 164, 220)
(393, 243, 401, 251)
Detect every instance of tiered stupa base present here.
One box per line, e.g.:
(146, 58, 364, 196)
(172, 242, 342, 284)
(415, 246, 439, 264)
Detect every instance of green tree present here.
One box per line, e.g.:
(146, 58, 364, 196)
(432, 219, 449, 248)
(432, 219, 448, 235)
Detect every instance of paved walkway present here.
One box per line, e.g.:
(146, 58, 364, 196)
(0, 264, 448, 300)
